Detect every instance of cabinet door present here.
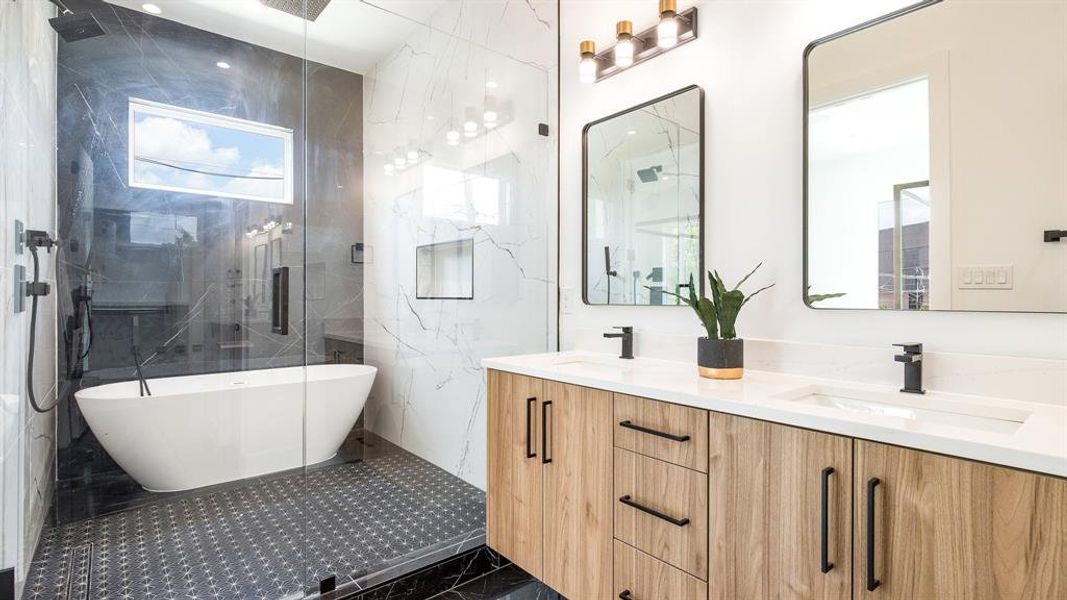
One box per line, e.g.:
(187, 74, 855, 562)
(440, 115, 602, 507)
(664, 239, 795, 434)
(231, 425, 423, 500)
(486, 370, 544, 578)
(708, 413, 851, 600)
(542, 380, 613, 599)
(855, 441, 1067, 599)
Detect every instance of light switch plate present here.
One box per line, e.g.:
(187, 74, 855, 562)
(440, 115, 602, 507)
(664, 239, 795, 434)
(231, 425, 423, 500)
(957, 265, 1013, 290)
(14, 220, 24, 255)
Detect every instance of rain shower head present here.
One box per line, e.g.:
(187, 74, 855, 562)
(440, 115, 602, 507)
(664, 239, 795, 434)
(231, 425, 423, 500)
(48, 1, 106, 43)
(261, 0, 333, 21)
(636, 165, 663, 183)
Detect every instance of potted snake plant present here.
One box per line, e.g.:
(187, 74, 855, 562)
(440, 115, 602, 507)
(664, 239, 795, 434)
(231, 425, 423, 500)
(659, 264, 774, 380)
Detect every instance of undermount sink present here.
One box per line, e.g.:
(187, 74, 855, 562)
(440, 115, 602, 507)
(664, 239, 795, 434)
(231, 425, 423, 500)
(551, 358, 633, 375)
(776, 385, 1031, 435)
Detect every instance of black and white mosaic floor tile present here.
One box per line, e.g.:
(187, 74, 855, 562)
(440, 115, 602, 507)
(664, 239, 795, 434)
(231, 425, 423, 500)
(23, 442, 485, 600)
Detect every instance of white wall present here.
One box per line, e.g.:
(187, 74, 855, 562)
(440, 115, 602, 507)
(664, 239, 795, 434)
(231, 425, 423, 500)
(0, 0, 58, 592)
(560, 0, 1067, 370)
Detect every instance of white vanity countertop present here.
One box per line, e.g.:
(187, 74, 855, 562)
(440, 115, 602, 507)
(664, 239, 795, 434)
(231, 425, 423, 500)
(482, 351, 1067, 478)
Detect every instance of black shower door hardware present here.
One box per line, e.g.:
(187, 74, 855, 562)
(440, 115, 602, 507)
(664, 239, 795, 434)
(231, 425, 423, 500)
(525, 397, 537, 458)
(618, 420, 691, 442)
(541, 400, 552, 464)
(820, 466, 834, 573)
(866, 477, 881, 591)
(618, 495, 690, 527)
(271, 266, 289, 335)
(1044, 229, 1067, 242)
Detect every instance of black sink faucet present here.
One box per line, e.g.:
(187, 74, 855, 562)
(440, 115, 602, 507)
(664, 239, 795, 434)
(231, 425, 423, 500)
(893, 343, 925, 394)
(604, 326, 634, 360)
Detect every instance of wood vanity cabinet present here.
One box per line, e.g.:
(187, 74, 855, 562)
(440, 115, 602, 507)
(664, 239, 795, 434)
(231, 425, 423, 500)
(709, 412, 1067, 600)
(708, 412, 852, 600)
(854, 441, 1067, 600)
(486, 370, 613, 599)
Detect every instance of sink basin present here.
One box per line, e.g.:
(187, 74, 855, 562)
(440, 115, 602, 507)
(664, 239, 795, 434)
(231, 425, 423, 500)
(551, 358, 633, 375)
(777, 385, 1031, 435)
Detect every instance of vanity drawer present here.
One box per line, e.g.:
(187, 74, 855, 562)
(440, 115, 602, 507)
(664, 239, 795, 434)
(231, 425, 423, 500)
(615, 393, 708, 472)
(614, 448, 708, 579)
(614, 540, 707, 600)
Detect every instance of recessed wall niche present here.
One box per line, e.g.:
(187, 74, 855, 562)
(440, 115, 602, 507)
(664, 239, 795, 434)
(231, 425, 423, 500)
(416, 239, 475, 300)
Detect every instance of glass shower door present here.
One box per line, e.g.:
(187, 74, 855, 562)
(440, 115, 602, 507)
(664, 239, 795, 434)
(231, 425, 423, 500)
(42, 1, 313, 598)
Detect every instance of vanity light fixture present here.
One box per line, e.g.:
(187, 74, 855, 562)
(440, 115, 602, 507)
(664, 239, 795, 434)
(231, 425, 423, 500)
(578, 40, 598, 84)
(578, 3, 697, 83)
(463, 107, 479, 138)
(657, 0, 679, 48)
(614, 21, 635, 68)
(483, 96, 498, 128)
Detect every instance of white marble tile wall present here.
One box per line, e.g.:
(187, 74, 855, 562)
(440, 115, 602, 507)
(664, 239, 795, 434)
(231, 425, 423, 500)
(361, 1, 557, 490)
(0, 0, 58, 591)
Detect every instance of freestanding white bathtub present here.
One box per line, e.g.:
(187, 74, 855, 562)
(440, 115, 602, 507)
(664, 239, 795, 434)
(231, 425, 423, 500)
(75, 364, 376, 492)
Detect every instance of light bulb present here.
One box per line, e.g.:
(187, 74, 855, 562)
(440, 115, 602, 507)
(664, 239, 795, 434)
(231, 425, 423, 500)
(463, 107, 478, 138)
(406, 149, 419, 164)
(614, 21, 635, 68)
(483, 96, 498, 125)
(446, 130, 460, 146)
(657, 0, 679, 49)
(384, 164, 395, 176)
(578, 40, 597, 84)
(393, 152, 406, 168)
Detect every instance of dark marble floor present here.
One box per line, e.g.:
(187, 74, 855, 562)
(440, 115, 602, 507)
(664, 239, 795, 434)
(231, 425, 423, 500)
(433, 566, 559, 600)
(23, 434, 485, 600)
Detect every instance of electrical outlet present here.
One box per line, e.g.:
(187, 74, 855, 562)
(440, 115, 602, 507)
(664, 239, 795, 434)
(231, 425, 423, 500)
(560, 287, 575, 314)
(957, 265, 1013, 290)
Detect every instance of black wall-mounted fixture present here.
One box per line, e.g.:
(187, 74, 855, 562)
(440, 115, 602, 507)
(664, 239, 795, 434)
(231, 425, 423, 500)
(1044, 229, 1066, 242)
(578, 1, 698, 84)
(271, 266, 289, 335)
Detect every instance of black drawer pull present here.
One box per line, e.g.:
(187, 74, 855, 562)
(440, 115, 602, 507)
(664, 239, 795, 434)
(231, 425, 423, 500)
(541, 400, 552, 464)
(619, 420, 690, 442)
(619, 495, 690, 527)
(618, 591, 633, 600)
(820, 467, 834, 573)
(866, 477, 881, 591)
(525, 397, 536, 459)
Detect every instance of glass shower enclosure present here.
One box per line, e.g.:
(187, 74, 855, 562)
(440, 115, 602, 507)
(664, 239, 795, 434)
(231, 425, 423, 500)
(29, 0, 556, 598)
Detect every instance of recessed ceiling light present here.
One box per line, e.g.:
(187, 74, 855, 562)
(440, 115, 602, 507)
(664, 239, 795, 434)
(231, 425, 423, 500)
(426, 115, 435, 121)
(216, 61, 231, 70)
(142, 3, 162, 14)
(627, 130, 637, 136)
(485, 81, 498, 89)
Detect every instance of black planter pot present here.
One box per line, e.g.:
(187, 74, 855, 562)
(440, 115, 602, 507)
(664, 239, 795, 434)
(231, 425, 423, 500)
(697, 337, 744, 380)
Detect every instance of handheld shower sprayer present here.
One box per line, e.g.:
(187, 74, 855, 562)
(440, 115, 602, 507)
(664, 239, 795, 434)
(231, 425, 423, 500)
(25, 230, 60, 413)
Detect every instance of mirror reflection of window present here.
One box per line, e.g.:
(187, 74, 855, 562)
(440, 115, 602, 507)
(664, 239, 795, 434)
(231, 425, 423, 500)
(584, 86, 703, 306)
(808, 78, 930, 310)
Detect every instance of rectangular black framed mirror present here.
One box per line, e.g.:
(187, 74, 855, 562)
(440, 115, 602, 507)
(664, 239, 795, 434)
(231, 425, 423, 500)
(583, 85, 705, 306)
(803, 0, 1066, 313)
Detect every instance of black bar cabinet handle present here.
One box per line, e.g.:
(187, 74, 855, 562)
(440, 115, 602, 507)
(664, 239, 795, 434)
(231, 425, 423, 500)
(866, 477, 881, 591)
(618, 495, 690, 527)
(618, 420, 691, 442)
(820, 467, 834, 573)
(541, 400, 552, 464)
(618, 591, 633, 600)
(525, 397, 536, 458)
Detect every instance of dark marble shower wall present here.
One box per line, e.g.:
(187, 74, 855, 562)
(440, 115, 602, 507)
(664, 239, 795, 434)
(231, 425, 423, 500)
(54, 0, 364, 520)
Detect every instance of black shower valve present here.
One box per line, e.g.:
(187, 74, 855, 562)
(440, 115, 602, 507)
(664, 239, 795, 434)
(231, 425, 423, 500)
(25, 229, 58, 253)
(26, 281, 51, 297)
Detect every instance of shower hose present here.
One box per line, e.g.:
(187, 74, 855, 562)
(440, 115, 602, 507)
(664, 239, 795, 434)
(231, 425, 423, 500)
(27, 243, 60, 413)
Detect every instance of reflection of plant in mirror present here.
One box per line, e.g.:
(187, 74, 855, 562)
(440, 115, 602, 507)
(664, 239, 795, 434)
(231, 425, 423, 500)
(653, 263, 775, 340)
(806, 286, 846, 304)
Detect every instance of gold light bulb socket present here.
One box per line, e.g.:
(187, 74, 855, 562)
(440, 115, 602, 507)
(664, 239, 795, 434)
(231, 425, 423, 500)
(579, 40, 596, 57)
(659, 0, 677, 16)
(616, 20, 633, 38)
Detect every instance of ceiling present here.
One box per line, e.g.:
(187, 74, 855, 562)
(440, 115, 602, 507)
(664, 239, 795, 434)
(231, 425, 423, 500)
(104, 0, 445, 74)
